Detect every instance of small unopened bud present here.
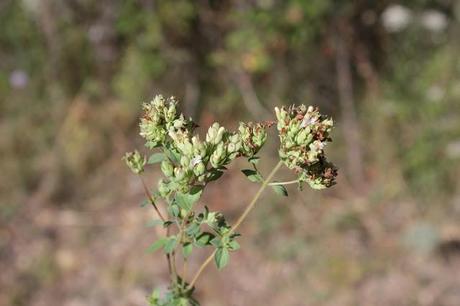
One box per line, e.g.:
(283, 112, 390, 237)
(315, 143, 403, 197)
(174, 167, 186, 180)
(210, 143, 226, 168)
(158, 179, 171, 197)
(123, 151, 146, 174)
(206, 122, 227, 145)
(180, 156, 191, 168)
(193, 162, 206, 176)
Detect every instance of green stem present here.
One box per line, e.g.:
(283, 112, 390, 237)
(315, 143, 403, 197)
(187, 161, 284, 290)
(140, 177, 166, 222)
(268, 179, 299, 186)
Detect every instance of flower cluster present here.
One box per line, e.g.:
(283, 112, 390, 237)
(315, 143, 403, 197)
(275, 105, 337, 189)
(139, 95, 194, 149)
(124, 95, 338, 306)
(238, 122, 268, 157)
(130, 95, 270, 196)
(123, 150, 146, 174)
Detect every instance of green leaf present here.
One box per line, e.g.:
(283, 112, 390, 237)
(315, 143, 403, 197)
(147, 238, 167, 253)
(175, 189, 202, 212)
(228, 240, 240, 251)
(164, 236, 177, 254)
(248, 156, 260, 164)
(210, 236, 221, 247)
(195, 232, 215, 247)
(145, 219, 164, 227)
(241, 169, 263, 183)
(186, 223, 201, 237)
(214, 247, 229, 270)
(169, 204, 180, 217)
(164, 149, 180, 163)
(182, 243, 193, 258)
(147, 153, 164, 164)
(271, 185, 288, 197)
(207, 170, 224, 182)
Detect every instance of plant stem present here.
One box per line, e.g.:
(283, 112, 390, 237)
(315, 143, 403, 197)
(229, 161, 283, 234)
(268, 179, 299, 186)
(140, 177, 166, 222)
(183, 258, 188, 281)
(187, 250, 215, 289)
(174, 210, 192, 282)
(171, 250, 177, 281)
(187, 160, 284, 290)
(166, 227, 172, 275)
(139, 176, 172, 276)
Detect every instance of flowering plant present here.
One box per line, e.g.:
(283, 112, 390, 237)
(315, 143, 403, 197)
(124, 95, 337, 305)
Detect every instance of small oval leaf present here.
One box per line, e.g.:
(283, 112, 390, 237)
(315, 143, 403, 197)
(147, 153, 165, 164)
(241, 169, 263, 183)
(147, 238, 167, 253)
(182, 243, 193, 258)
(271, 185, 288, 197)
(214, 247, 229, 270)
(163, 236, 177, 254)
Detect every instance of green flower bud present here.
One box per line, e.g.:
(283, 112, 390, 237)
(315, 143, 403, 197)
(158, 179, 171, 197)
(139, 120, 166, 148)
(174, 167, 186, 180)
(191, 136, 206, 157)
(152, 95, 165, 108)
(296, 129, 308, 144)
(238, 122, 268, 157)
(215, 126, 225, 144)
(165, 97, 177, 122)
(206, 123, 226, 145)
(193, 162, 206, 176)
(206, 123, 218, 143)
(210, 143, 226, 168)
(123, 150, 146, 174)
(161, 159, 174, 177)
(180, 156, 191, 168)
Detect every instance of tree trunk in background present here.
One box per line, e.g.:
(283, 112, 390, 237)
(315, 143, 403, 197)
(335, 30, 365, 190)
(38, 0, 60, 85)
(232, 68, 272, 120)
(184, 68, 200, 119)
(88, 1, 119, 96)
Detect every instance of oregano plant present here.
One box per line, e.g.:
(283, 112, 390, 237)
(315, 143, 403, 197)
(123, 95, 337, 305)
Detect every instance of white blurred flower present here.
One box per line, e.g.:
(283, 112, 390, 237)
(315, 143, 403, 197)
(420, 10, 448, 32)
(381, 5, 413, 32)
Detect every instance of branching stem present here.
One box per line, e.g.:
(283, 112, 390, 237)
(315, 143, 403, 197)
(140, 176, 166, 222)
(187, 161, 284, 290)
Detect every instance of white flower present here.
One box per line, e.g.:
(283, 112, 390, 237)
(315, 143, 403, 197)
(190, 155, 202, 167)
(300, 115, 317, 128)
(420, 10, 447, 32)
(381, 5, 412, 32)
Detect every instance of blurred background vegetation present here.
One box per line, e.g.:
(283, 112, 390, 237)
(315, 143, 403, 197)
(1, 0, 460, 305)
